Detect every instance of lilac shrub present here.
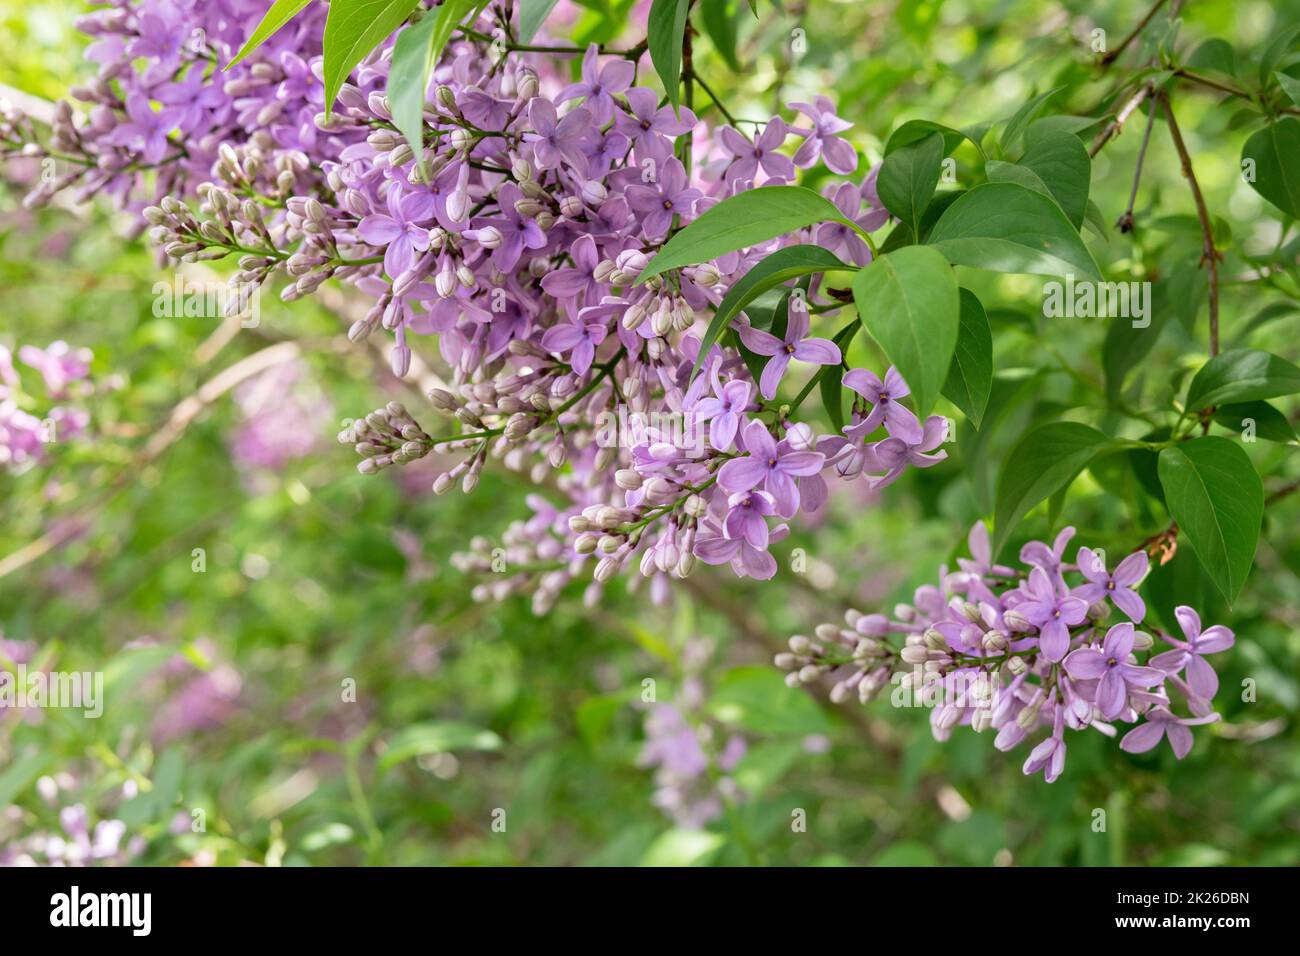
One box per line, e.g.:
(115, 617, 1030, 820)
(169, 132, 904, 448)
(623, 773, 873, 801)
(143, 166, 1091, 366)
(776, 524, 1232, 782)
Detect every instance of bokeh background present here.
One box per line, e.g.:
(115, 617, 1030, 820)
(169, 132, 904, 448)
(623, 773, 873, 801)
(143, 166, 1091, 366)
(2, 0, 1299, 866)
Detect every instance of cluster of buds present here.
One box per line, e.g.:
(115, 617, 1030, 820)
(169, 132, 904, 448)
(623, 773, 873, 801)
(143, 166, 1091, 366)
(340, 402, 435, 476)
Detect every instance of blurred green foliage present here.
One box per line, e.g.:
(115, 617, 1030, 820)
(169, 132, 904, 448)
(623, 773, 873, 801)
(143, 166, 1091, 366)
(1, 0, 1298, 866)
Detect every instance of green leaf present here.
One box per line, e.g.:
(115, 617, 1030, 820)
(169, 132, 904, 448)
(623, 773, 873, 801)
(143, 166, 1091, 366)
(640, 828, 726, 866)
(992, 422, 1118, 558)
(388, 7, 459, 170)
(877, 131, 944, 236)
(226, 0, 316, 70)
(377, 720, 503, 772)
(1013, 128, 1091, 228)
(851, 245, 959, 419)
(999, 87, 1063, 154)
(323, 0, 421, 116)
(1158, 437, 1263, 604)
(1102, 270, 1188, 403)
(1241, 118, 1300, 219)
(0, 748, 49, 808)
(1213, 401, 1298, 443)
(1276, 72, 1300, 109)
(1185, 348, 1300, 411)
(699, 0, 740, 71)
(648, 0, 690, 111)
(1186, 38, 1237, 79)
(885, 119, 984, 158)
(926, 181, 1101, 280)
(691, 244, 850, 379)
(518, 0, 561, 42)
(941, 288, 992, 429)
(710, 666, 831, 735)
(637, 185, 857, 283)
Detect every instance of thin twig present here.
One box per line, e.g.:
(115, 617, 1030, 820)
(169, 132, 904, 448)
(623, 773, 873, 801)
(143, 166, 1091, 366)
(1100, 0, 1168, 69)
(1116, 84, 1158, 231)
(1089, 82, 1153, 157)
(1160, 91, 1221, 356)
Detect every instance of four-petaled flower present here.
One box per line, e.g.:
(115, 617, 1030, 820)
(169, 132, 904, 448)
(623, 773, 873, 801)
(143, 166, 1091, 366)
(788, 96, 857, 174)
(719, 119, 795, 184)
(1072, 548, 1149, 622)
(842, 365, 922, 442)
(735, 310, 841, 400)
(1149, 606, 1235, 698)
(1017, 566, 1088, 662)
(556, 44, 635, 125)
(1063, 623, 1164, 720)
(718, 420, 825, 518)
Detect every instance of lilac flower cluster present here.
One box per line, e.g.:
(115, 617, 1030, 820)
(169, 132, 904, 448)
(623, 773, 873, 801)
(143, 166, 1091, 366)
(13, 1, 941, 608)
(0, 773, 145, 867)
(777, 524, 1231, 782)
(0, 341, 93, 471)
(228, 358, 333, 475)
(638, 640, 747, 828)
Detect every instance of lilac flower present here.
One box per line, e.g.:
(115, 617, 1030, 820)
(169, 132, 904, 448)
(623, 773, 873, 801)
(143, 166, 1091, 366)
(626, 157, 702, 239)
(276, 52, 324, 106)
(692, 366, 752, 451)
(358, 187, 436, 278)
(789, 96, 857, 174)
(156, 69, 230, 136)
(1018, 566, 1088, 661)
(1149, 606, 1235, 698)
(524, 99, 594, 171)
(735, 310, 841, 400)
(1023, 698, 1067, 783)
(540, 318, 608, 375)
(103, 92, 181, 164)
(540, 234, 603, 315)
(466, 183, 547, 271)
(615, 88, 697, 153)
(842, 365, 921, 441)
(814, 182, 878, 265)
(18, 341, 91, 397)
(859, 164, 891, 232)
(859, 414, 948, 488)
(718, 420, 824, 517)
(556, 44, 634, 125)
(694, 515, 785, 579)
(1120, 707, 1220, 759)
(1073, 547, 1148, 621)
(1020, 526, 1076, 576)
(1063, 623, 1164, 719)
(723, 489, 778, 548)
(719, 120, 795, 183)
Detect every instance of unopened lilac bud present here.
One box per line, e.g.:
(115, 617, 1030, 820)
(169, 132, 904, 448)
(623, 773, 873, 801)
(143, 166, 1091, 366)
(515, 69, 539, 101)
(580, 180, 608, 205)
(594, 556, 620, 582)
(1003, 610, 1032, 631)
(390, 345, 411, 378)
(471, 225, 502, 249)
(1132, 630, 1154, 652)
(559, 195, 584, 218)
